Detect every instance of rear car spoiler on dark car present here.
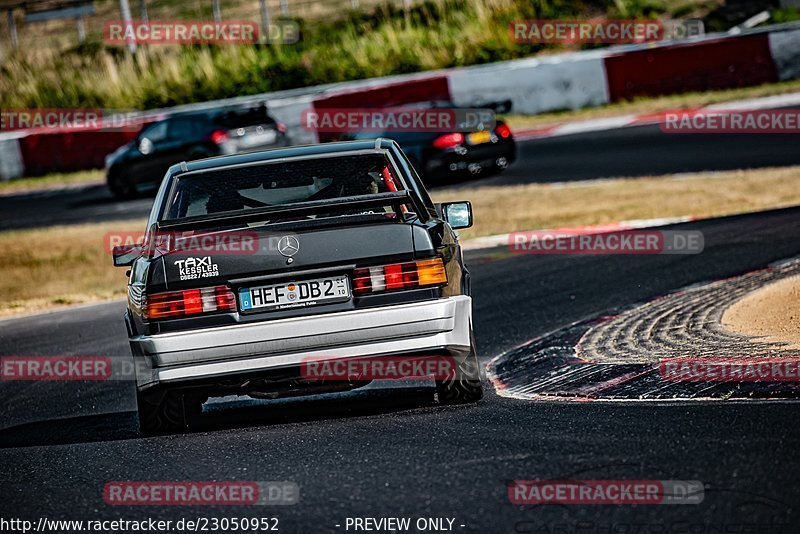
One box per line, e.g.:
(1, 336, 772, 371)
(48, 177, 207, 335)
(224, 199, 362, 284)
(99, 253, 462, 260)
(158, 190, 429, 232)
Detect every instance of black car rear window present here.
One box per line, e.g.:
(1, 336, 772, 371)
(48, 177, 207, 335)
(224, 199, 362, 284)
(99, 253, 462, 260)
(164, 153, 406, 221)
(215, 107, 275, 129)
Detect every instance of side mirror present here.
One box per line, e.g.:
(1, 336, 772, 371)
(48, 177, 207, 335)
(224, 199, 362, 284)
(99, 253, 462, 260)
(138, 137, 153, 155)
(440, 201, 473, 229)
(112, 243, 143, 267)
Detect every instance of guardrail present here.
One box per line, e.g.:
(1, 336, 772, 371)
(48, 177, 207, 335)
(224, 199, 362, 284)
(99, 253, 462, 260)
(2, 21, 800, 180)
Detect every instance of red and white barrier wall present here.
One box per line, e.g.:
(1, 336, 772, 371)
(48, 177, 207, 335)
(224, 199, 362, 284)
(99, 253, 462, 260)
(2, 24, 800, 180)
(447, 50, 609, 114)
(603, 34, 779, 101)
(311, 75, 451, 142)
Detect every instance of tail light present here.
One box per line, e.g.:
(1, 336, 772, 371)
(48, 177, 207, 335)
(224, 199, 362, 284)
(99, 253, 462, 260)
(433, 133, 464, 149)
(495, 123, 511, 139)
(352, 258, 447, 295)
(145, 285, 236, 319)
(209, 129, 229, 145)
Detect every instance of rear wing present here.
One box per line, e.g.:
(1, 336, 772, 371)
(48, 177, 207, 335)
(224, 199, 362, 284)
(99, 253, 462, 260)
(157, 190, 429, 232)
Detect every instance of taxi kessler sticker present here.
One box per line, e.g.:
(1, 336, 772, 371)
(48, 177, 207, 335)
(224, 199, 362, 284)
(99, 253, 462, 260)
(239, 275, 350, 312)
(174, 256, 219, 281)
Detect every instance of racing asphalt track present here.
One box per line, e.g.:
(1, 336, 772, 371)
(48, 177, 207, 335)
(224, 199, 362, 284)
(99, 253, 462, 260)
(3, 123, 800, 230)
(3, 124, 800, 531)
(3, 204, 800, 530)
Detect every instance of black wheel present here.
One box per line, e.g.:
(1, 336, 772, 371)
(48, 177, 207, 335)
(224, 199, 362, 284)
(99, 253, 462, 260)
(136, 389, 204, 433)
(107, 170, 137, 200)
(490, 157, 511, 176)
(436, 332, 484, 405)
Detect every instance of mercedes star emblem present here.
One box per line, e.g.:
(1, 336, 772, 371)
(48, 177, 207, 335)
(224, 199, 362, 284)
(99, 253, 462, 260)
(278, 236, 300, 258)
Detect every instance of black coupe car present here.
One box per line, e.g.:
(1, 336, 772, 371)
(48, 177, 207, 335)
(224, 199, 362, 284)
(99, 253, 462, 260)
(113, 139, 483, 432)
(105, 104, 287, 199)
(345, 101, 516, 182)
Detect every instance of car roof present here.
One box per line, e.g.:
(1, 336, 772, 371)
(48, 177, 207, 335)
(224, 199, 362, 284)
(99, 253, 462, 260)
(161, 105, 271, 122)
(163, 110, 216, 121)
(168, 138, 400, 176)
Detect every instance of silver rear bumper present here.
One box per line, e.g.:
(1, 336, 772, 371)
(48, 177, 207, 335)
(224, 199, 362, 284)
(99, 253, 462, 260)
(130, 296, 472, 389)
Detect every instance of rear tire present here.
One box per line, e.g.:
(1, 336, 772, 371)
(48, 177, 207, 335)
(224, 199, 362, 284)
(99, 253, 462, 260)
(137, 389, 204, 433)
(436, 333, 484, 405)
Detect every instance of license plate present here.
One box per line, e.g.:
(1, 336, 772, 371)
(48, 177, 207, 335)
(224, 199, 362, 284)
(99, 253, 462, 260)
(467, 131, 491, 145)
(239, 130, 277, 147)
(239, 275, 350, 312)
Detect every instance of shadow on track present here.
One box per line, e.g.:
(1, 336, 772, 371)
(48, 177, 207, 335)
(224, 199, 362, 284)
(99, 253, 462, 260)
(0, 386, 438, 448)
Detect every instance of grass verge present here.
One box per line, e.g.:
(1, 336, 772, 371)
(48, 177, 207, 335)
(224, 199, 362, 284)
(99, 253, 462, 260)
(0, 169, 105, 196)
(2, 165, 800, 317)
(0, 219, 144, 317)
(433, 166, 800, 240)
(1, 0, 708, 109)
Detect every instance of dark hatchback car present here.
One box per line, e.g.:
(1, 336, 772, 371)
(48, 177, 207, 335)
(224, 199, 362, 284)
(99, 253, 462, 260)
(105, 105, 287, 199)
(113, 139, 482, 432)
(346, 101, 516, 182)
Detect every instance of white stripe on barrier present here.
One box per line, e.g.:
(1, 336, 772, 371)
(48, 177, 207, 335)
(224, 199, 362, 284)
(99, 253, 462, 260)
(0, 136, 25, 180)
(447, 51, 610, 115)
(768, 28, 800, 81)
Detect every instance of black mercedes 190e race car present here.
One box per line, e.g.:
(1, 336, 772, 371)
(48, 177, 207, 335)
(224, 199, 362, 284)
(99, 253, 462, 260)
(113, 139, 482, 432)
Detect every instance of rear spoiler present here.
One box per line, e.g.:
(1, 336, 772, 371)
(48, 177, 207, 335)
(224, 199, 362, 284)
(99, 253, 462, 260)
(157, 190, 429, 232)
